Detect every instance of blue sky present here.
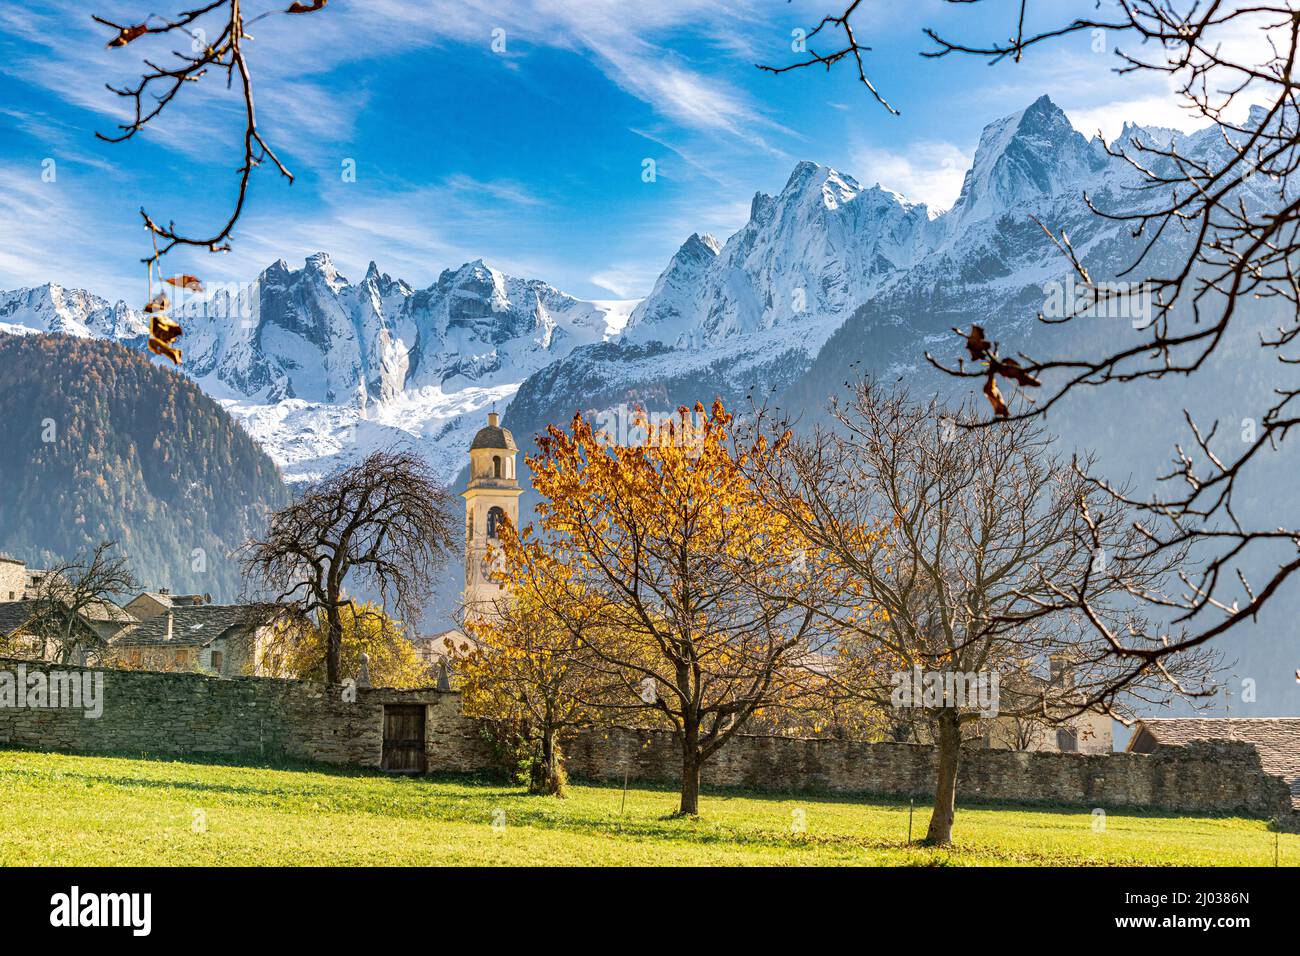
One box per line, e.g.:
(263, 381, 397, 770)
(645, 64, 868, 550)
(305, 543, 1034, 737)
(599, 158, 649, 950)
(0, 0, 1202, 303)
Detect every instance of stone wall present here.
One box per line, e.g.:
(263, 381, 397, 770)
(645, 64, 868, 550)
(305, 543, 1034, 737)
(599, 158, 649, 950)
(562, 726, 1294, 816)
(0, 657, 494, 772)
(0, 658, 1291, 817)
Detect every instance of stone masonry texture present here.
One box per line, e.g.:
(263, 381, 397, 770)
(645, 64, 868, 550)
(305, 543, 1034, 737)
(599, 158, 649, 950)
(0, 658, 1291, 817)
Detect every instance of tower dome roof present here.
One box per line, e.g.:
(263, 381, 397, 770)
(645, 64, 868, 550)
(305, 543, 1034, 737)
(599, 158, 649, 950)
(470, 412, 517, 451)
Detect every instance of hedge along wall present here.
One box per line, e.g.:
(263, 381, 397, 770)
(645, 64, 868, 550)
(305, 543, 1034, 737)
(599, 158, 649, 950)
(0, 658, 1291, 817)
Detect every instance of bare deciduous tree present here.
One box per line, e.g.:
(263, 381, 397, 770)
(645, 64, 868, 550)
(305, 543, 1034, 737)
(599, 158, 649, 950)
(242, 449, 456, 684)
(746, 383, 1217, 844)
(25, 540, 139, 664)
(776, 0, 1300, 671)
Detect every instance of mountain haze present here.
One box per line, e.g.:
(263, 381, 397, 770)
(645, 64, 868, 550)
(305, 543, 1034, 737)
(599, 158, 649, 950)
(0, 334, 289, 599)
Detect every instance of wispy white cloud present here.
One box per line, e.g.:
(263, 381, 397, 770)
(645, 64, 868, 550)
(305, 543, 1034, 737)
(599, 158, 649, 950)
(853, 140, 970, 211)
(8, 0, 781, 166)
(589, 265, 658, 299)
(0, 163, 138, 297)
(442, 174, 544, 207)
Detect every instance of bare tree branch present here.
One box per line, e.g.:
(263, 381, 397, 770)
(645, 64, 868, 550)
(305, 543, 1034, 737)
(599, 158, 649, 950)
(94, 0, 328, 270)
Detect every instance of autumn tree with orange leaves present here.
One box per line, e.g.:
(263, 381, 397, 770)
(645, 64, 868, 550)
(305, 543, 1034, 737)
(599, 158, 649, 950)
(455, 577, 604, 797)
(510, 400, 836, 816)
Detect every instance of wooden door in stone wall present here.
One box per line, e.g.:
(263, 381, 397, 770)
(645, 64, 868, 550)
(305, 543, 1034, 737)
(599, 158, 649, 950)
(382, 705, 427, 773)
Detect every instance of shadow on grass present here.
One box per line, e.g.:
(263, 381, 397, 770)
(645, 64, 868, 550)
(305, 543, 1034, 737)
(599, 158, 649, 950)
(0, 744, 512, 807)
(2, 745, 1283, 863)
(568, 774, 1266, 827)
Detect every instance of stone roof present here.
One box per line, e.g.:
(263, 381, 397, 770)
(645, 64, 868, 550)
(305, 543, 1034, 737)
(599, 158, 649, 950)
(130, 591, 170, 606)
(1131, 717, 1300, 807)
(111, 604, 271, 648)
(79, 598, 137, 624)
(0, 601, 35, 636)
(129, 591, 207, 608)
(0, 598, 134, 633)
(470, 424, 517, 452)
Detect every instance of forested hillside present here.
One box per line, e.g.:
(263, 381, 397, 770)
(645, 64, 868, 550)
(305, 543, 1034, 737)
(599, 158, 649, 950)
(0, 334, 289, 599)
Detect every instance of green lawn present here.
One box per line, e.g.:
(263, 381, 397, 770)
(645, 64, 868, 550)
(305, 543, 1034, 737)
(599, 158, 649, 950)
(0, 748, 1294, 866)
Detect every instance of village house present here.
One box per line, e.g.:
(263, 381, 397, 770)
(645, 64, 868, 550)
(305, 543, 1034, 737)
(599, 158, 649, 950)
(411, 628, 479, 689)
(0, 555, 37, 601)
(412, 628, 475, 669)
(0, 601, 92, 661)
(0, 556, 138, 660)
(123, 589, 212, 622)
(976, 661, 1114, 753)
(105, 604, 279, 676)
(2, 554, 281, 676)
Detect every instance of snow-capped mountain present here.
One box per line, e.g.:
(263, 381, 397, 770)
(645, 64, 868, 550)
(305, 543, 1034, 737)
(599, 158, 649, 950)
(0, 284, 148, 341)
(623, 162, 935, 352)
(0, 255, 633, 482)
(1, 94, 1277, 494)
(505, 95, 1130, 446)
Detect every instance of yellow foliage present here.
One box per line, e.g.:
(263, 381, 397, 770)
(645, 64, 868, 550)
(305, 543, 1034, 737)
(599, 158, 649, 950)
(258, 602, 430, 689)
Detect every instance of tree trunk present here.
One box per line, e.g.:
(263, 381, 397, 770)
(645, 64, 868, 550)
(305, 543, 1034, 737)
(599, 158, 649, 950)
(926, 708, 962, 845)
(529, 728, 565, 796)
(325, 605, 343, 685)
(679, 721, 701, 816)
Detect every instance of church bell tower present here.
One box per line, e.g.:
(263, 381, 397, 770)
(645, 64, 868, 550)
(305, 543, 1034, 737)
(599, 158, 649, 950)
(461, 411, 522, 621)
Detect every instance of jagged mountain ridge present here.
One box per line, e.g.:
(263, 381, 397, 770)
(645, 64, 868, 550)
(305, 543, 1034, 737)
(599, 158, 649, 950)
(1, 94, 1276, 491)
(1, 256, 634, 482)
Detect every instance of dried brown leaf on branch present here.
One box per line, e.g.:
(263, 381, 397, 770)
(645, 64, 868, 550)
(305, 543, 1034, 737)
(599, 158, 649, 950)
(982, 373, 1008, 418)
(993, 358, 1041, 388)
(956, 325, 1040, 415)
(148, 311, 183, 365)
(164, 275, 203, 292)
(147, 337, 182, 365)
(962, 324, 991, 361)
(150, 314, 183, 344)
(287, 0, 327, 12)
(106, 24, 147, 48)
